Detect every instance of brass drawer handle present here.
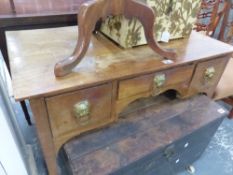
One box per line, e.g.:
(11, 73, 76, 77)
(73, 100, 90, 125)
(154, 74, 166, 88)
(204, 67, 216, 80)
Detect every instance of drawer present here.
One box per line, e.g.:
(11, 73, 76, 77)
(189, 57, 229, 97)
(46, 83, 112, 138)
(118, 65, 194, 99)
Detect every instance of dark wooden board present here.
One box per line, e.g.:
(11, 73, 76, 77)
(62, 95, 227, 175)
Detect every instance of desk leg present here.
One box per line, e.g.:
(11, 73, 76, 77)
(30, 98, 58, 175)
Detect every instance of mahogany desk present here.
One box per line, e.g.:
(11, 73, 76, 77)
(6, 26, 233, 175)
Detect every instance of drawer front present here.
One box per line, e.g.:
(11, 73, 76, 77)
(118, 65, 194, 99)
(189, 57, 229, 97)
(46, 83, 112, 138)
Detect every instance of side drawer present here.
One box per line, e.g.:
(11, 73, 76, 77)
(46, 83, 112, 138)
(189, 57, 229, 97)
(118, 65, 194, 99)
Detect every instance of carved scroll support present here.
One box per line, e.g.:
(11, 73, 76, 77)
(54, 0, 177, 77)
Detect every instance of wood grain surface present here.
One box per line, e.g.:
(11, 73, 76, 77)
(7, 25, 233, 175)
(188, 56, 230, 97)
(46, 83, 112, 138)
(118, 65, 194, 99)
(54, 0, 176, 77)
(6, 27, 233, 101)
(63, 95, 226, 175)
(30, 98, 58, 175)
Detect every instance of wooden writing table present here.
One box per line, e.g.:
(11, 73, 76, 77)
(6, 26, 233, 175)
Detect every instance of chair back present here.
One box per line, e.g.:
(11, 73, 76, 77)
(195, 0, 232, 43)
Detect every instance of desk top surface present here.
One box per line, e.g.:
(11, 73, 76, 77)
(6, 26, 233, 100)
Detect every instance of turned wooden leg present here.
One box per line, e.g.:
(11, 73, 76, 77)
(30, 98, 58, 175)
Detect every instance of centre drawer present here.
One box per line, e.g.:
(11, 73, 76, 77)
(46, 83, 112, 138)
(118, 65, 194, 100)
